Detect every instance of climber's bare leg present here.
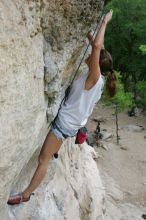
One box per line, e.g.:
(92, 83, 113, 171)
(22, 130, 63, 199)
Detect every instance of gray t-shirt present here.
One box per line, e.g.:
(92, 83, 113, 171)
(57, 72, 104, 130)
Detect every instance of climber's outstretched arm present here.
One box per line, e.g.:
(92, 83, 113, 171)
(85, 10, 113, 89)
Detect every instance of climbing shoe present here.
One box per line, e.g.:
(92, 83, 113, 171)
(7, 192, 34, 205)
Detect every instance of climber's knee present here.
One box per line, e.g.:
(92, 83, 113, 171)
(38, 152, 49, 165)
(37, 131, 62, 164)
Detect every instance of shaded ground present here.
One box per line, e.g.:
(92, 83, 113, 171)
(87, 102, 146, 220)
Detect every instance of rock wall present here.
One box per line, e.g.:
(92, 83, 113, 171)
(0, 0, 105, 219)
(8, 140, 105, 220)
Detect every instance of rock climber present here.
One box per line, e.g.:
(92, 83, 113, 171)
(7, 10, 116, 205)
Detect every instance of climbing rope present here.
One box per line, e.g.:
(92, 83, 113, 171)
(64, 14, 105, 104)
(48, 12, 106, 129)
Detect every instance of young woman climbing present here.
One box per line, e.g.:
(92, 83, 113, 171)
(7, 10, 116, 205)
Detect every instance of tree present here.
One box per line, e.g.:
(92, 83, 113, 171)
(139, 45, 146, 54)
(104, 0, 146, 97)
(136, 81, 146, 109)
(103, 72, 133, 110)
(135, 45, 146, 109)
(103, 72, 133, 144)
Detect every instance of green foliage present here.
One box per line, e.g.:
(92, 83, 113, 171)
(104, 0, 146, 94)
(135, 45, 146, 108)
(139, 45, 146, 54)
(136, 81, 146, 108)
(103, 72, 133, 112)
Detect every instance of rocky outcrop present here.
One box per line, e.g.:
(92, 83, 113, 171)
(8, 140, 105, 220)
(0, 0, 105, 219)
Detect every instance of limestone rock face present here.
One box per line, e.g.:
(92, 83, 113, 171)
(0, 0, 105, 219)
(8, 140, 105, 220)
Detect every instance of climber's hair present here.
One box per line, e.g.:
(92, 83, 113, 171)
(99, 49, 117, 97)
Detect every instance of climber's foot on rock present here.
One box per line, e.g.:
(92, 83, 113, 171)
(7, 192, 34, 205)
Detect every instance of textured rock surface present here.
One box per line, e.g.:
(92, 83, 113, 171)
(8, 140, 105, 220)
(0, 0, 105, 219)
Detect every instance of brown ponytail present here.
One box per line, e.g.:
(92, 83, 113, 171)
(106, 69, 116, 97)
(99, 49, 117, 97)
